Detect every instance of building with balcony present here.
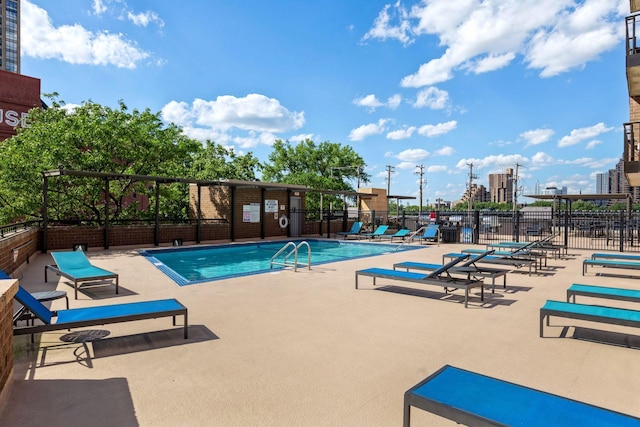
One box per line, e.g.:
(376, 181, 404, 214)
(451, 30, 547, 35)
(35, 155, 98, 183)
(624, 1, 640, 185)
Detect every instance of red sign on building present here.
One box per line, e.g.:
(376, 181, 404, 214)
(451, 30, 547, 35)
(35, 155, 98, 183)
(0, 70, 41, 141)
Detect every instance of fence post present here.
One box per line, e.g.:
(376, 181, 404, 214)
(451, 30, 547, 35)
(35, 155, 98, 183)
(620, 209, 625, 252)
(473, 210, 480, 244)
(401, 210, 406, 229)
(514, 211, 520, 242)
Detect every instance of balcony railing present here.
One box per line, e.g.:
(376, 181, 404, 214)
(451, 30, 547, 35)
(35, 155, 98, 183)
(624, 121, 640, 187)
(626, 14, 640, 101)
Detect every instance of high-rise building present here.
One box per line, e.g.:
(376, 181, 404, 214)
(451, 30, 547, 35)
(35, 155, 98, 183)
(1, 0, 20, 73)
(596, 172, 610, 194)
(488, 168, 513, 203)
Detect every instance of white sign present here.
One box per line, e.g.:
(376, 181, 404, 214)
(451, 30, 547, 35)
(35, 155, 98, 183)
(265, 199, 278, 213)
(243, 203, 260, 223)
(0, 109, 30, 127)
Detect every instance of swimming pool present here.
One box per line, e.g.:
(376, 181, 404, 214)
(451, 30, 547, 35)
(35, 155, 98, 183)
(140, 239, 422, 285)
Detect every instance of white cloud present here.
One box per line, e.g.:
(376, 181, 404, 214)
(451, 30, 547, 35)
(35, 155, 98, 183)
(558, 122, 614, 147)
(585, 139, 602, 149)
(386, 127, 416, 140)
(354, 93, 404, 111)
(427, 165, 447, 173)
(348, 119, 389, 141)
(127, 10, 165, 28)
(417, 120, 457, 137)
(22, 0, 151, 68)
(521, 128, 554, 147)
(397, 148, 430, 162)
(388, 94, 403, 109)
(160, 94, 304, 148)
(413, 87, 449, 109)
(92, 0, 108, 15)
(397, 161, 418, 170)
(434, 146, 454, 156)
(361, 3, 413, 46)
(363, 1, 625, 87)
(289, 133, 315, 143)
(353, 94, 383, 110)
(531, 151, 555, 166)
(455, 153, 529, 171)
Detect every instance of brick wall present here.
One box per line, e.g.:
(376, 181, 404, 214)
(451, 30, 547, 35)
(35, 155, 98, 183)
(191, 185, 289, 240)
(0, 279, 17, 406)
(45, 223, 231, 250)
(0, 228, 39, 275)
(631, 98, 640, 122)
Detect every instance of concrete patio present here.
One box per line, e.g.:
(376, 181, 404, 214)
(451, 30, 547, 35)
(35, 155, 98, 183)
(2, 241, 640, 426)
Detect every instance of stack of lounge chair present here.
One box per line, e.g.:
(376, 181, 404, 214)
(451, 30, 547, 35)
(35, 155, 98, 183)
(355, 255, 485, 308)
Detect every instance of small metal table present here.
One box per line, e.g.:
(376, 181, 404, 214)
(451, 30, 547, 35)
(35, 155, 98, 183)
(13, 290, 69, 325)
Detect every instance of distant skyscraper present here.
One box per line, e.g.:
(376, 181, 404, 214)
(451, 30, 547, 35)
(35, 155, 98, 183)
(1, 0, 19, 73)
(595, 173, 609, 194)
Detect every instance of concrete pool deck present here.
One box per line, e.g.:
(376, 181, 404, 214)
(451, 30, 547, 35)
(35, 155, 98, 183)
(3, 241, 640, 426)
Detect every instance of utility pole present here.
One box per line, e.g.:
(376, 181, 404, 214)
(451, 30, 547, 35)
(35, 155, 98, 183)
(386, 165, 395, 213)
(512, 163, 520, 213)
(467, 163, 477, 214)
(415, 164, 425, 218)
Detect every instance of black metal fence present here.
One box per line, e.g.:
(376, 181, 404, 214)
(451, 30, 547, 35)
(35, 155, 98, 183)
(346, 209, 640, 252)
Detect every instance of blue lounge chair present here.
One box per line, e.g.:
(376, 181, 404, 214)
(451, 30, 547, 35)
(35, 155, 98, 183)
(393, 250, 508, 292)
(378, 228, 410, 241)
(415, 224, 439, 244)
(359, 225, 389, 239)
(335, 221, 363, 239)
(540, 299, 640, 338)
(45, 251, 119, 299)
(13, 285, 188, 341)
(404, 365, 640, 426)
(355, 255, 485, 308)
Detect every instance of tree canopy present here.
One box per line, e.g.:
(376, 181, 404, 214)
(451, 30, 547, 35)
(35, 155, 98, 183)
(261, 139, 370, 211)
(0, 96, 259, 223)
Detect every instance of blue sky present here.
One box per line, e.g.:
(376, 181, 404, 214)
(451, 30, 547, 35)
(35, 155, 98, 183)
(21, 0, 630, 205)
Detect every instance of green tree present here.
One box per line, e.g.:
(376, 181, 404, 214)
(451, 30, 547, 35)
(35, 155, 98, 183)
(0, 96, 205, 223)
(261, 139, 370, 211)
(189, 141, 260, 181)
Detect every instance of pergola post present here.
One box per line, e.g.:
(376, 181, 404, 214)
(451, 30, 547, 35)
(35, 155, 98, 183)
(154, 182, 160, 246)
(196, 184, 202, 244)
(41, 173, 49, 253)
(104, 177, 110, 249)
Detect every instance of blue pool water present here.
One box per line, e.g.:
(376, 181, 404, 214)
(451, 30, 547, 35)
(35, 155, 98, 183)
(140, 239, 422, 285)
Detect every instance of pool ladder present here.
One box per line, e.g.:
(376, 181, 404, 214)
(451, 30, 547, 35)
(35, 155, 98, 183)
(270, 241, 311, 272)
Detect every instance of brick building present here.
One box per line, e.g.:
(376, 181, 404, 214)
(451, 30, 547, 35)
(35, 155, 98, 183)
(0, 70, 41, 140)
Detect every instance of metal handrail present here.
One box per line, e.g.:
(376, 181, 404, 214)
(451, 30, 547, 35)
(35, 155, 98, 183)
(270, 241, 312, 272)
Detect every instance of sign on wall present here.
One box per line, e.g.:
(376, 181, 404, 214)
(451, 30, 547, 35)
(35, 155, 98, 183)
(265, 199, 278, 213)
(243, 203, 260, 223)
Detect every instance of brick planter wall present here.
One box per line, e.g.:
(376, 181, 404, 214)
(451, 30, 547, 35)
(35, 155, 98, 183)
(0, 228, 39, 275)
(0, 279, 17, 407)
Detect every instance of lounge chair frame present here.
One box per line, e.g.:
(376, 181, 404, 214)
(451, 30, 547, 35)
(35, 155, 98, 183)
(355, 256, 484, 308)
(567, 284, 640, 304)
(45, 251, 119, 299)
(540, 300, 640, 337)
(13, 286, 189, 341)
(403, 365, 640, 426)
(394, 251, 508, 293)
(582, 258, 640, 276)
